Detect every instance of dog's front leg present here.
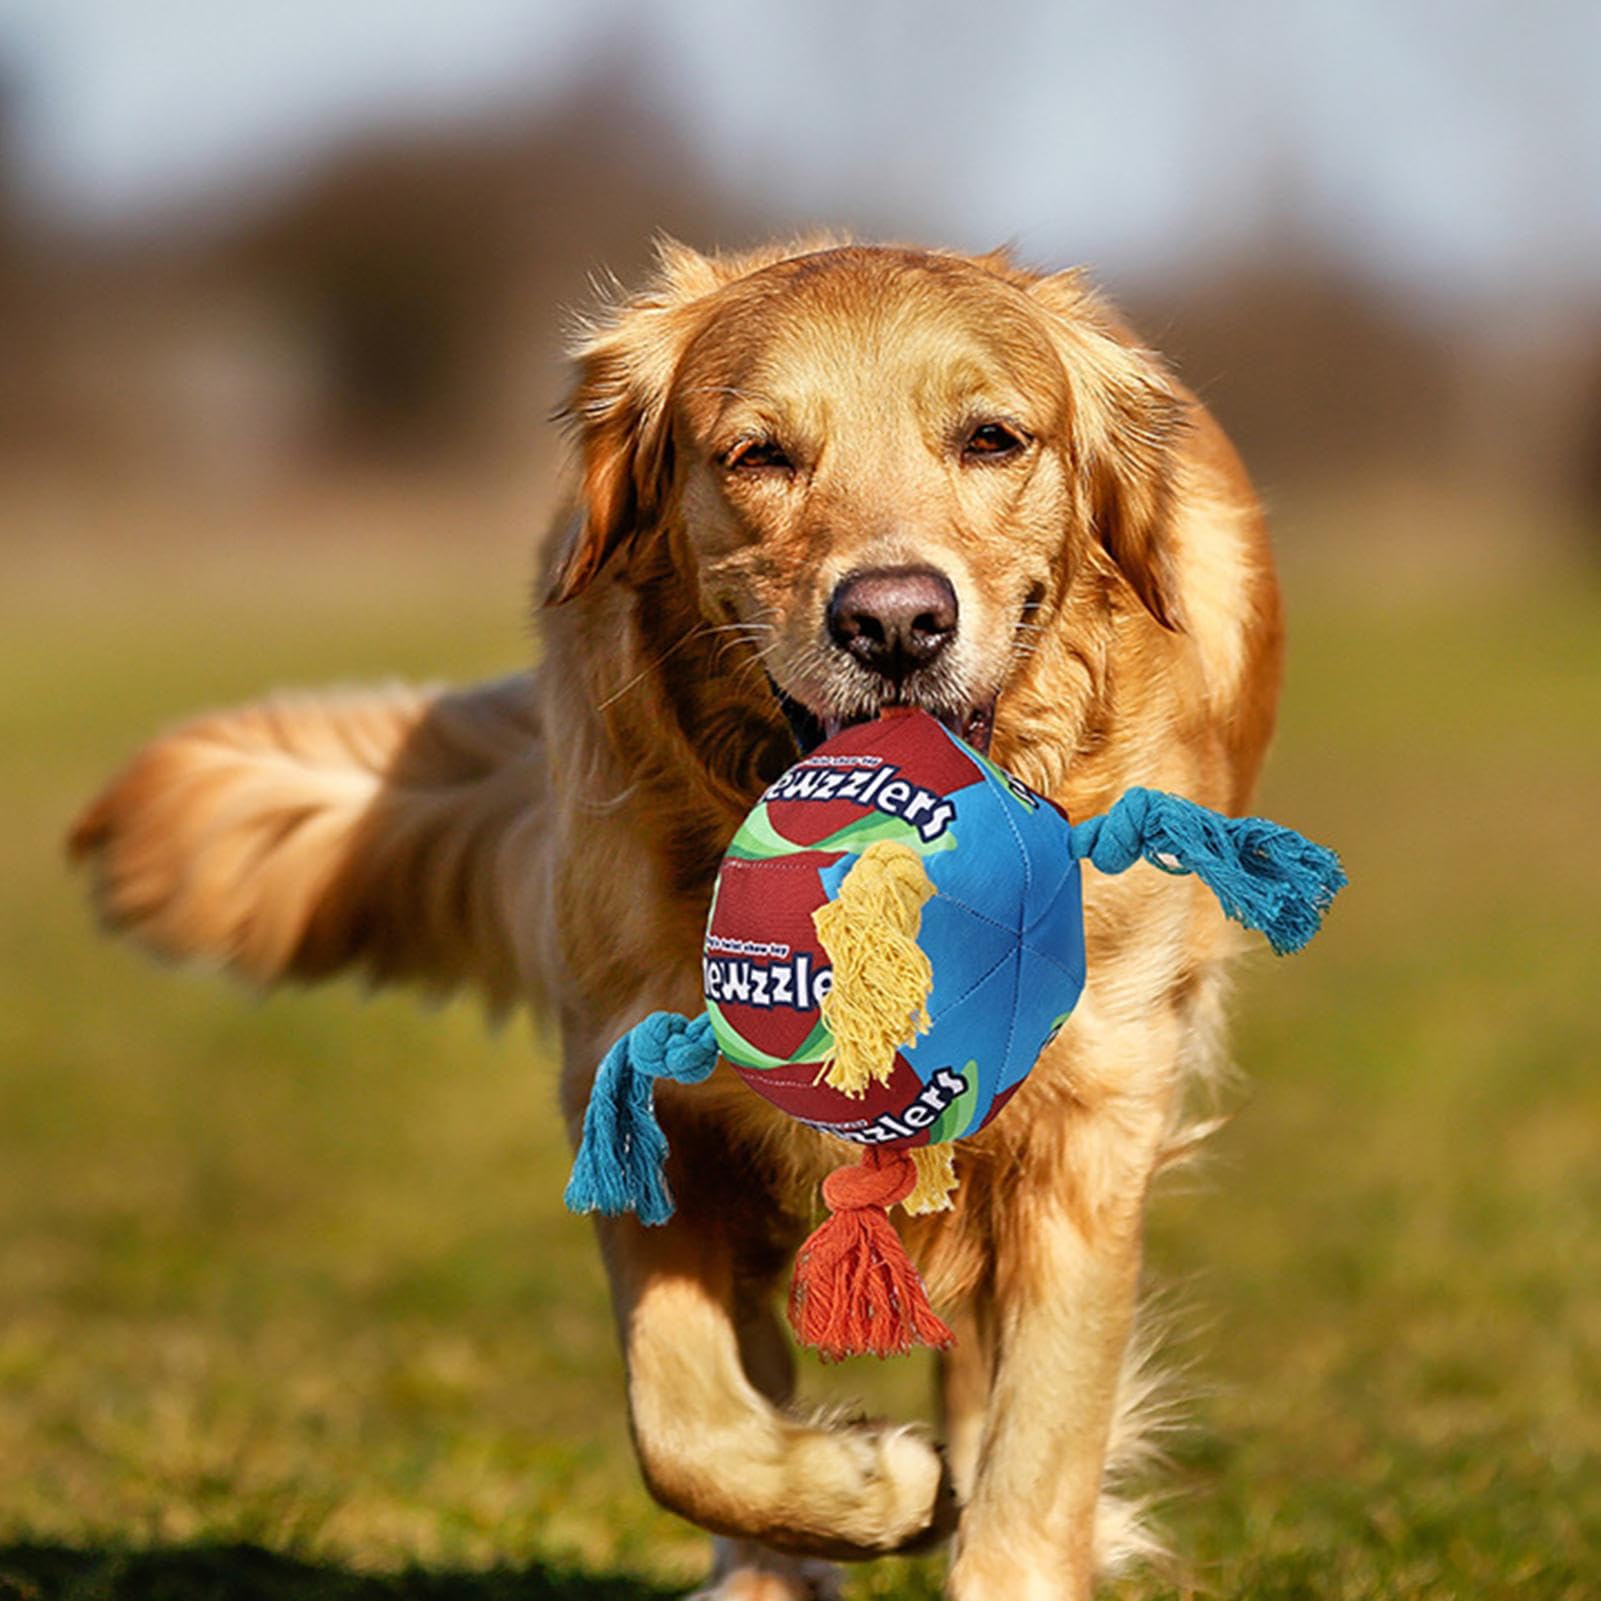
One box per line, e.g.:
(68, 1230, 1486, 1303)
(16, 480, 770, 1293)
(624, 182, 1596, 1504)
(574, 1067, 954, 1592)
(945, 1077, 1169, 1601)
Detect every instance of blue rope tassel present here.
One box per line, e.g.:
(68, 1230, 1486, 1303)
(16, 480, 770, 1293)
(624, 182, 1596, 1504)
(1067, 788, 1346, 955)
(564, 1010, 717, 1225)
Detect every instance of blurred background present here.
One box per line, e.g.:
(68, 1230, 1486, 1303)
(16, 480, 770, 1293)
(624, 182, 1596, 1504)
(2, 4, 1598, 1599)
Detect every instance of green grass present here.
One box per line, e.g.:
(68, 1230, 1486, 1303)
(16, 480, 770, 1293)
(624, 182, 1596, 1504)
(3, 527, 1599, 1600)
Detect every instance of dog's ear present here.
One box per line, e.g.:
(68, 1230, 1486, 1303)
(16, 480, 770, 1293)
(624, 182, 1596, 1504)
(1027, 269, 1188, 630)
(544, 240, 724, 606)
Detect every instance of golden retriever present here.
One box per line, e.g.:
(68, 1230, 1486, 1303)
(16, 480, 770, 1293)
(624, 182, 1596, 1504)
(71, 238, 1283, 1600)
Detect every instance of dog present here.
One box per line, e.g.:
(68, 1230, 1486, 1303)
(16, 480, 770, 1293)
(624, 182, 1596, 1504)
(71, 238, 1284, 1600)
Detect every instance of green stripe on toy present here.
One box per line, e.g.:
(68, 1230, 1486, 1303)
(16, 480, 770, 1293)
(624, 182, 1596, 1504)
(704, 1000, 833, 1071)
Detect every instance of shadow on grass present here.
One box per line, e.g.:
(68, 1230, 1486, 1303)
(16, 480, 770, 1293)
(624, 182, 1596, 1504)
(0, 1544, 681, 1601)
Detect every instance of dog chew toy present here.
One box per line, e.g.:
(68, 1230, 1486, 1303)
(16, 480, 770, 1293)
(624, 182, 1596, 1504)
(566, 708, 1345, 1360)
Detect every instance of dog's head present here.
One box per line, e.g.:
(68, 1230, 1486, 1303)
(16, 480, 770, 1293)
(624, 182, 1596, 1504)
(547, 240, 1184, 774)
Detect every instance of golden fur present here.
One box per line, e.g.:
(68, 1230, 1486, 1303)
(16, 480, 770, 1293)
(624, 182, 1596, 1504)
(72, 240, 1283, 1600)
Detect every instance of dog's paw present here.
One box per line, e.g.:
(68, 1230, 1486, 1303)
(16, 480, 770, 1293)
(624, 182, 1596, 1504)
(785, 1419, 955, 1555)
(689, 1538, 841, 1600)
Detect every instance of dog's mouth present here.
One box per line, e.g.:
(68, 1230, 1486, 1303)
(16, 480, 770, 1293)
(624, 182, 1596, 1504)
(773, 687, 997, 756)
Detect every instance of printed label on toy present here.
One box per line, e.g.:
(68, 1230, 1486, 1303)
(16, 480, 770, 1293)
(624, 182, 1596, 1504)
(761, 758, 957, 843)
(794, 1066, 970, 1145)
(703, 936, 833, 1012)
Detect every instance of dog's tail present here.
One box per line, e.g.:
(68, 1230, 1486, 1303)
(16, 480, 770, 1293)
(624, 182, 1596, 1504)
(68, 674, 542, 1014)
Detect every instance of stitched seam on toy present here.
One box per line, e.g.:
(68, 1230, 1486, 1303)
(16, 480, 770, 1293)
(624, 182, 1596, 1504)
(937, 897, 1080, 988)
(994, 774, 1032, 937)
(1021, 858, 1080, 941)
(934, 895, 1026, 936)
(717, 857, 845, 874)
(925, 949, 1012, 1024)
(1019, 939, 1083, 982)
(979, 739, 1027, 1091)
(998, 945, 1022, 1095)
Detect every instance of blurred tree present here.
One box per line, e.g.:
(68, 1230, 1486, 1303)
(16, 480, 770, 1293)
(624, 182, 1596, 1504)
(1129, 252, 1457, 493)
(229, 50, 747, 465)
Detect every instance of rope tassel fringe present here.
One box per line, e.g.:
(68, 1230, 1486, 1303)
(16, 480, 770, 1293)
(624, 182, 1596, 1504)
(788, 1146, 953, 1361)
(812, 840, 936, 1096)
(1067, 788, 1347, 956)
(563, 1011, 718, 1226)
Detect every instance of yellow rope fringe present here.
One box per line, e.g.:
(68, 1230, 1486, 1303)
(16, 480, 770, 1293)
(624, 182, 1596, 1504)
(813, 840, 936, 1097)
(903, 1144, 958, 1214)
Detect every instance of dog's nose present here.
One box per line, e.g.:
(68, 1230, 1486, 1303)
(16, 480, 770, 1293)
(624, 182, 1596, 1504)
(827, 566, 959, 680)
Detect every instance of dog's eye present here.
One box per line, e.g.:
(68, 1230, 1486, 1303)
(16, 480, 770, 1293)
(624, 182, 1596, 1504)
(964, 422, 1028, 461)
(723, 438, 793, 472)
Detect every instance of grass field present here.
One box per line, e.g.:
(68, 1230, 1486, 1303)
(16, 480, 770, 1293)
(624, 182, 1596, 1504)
(3, 509, 1599, 1600)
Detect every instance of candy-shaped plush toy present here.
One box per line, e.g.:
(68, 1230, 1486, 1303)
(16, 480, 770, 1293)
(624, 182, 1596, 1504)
(567, 709, 1345, 1360)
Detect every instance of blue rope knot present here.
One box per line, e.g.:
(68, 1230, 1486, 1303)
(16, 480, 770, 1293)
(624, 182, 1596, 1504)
(1066, 787, 1153, 875)
(563, 1010, 717, 1226)
(627, 1010, 717, 1082)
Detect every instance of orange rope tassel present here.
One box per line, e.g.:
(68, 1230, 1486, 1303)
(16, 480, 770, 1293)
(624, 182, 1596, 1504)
(788, 1147, 954, 1361)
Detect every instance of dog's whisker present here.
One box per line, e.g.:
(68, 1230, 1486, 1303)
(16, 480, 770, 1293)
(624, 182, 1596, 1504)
(712, 639, 768, 672)
(702, 620, 776, 637)
(594, 621, 720, 712)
